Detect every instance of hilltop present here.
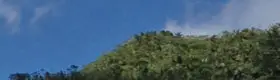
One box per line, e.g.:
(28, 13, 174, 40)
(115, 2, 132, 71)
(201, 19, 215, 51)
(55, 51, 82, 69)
(10, 24, 280, 80)
(81, 24, 280, 80)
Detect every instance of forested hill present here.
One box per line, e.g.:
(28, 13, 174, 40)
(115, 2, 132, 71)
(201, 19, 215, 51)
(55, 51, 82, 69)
(10, 24, 280, 80)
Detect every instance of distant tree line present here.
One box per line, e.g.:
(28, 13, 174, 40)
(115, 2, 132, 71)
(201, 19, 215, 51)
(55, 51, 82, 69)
(9, 65, 83, 80)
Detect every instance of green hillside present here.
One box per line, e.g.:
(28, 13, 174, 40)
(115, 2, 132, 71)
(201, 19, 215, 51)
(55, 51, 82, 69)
(10, 24, 280, 80)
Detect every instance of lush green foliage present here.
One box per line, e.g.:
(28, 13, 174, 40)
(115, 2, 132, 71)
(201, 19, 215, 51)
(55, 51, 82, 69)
(10, 24, 280, 80)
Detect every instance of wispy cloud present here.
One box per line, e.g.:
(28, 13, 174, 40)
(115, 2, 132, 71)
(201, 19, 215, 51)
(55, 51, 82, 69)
(0, 0, 20, 34)
(0, 0, 63, 34)
(165, 0, 280, 35)
(30, 4, 54, 24)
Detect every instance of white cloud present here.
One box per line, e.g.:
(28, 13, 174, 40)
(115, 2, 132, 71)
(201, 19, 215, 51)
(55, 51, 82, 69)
(0, 0, 20, 34)
(165, 20, 231, 35)
(0, 0, 63, 34)
(30, 4, 54, 24)
(165, 0, 280, 35)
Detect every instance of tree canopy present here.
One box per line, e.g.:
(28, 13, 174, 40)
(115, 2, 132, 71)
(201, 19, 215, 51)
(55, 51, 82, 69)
(10, 23, 280, 80)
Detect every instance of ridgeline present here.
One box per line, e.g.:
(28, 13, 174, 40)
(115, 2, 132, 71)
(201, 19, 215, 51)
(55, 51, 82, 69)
(10, 24, 280, 80)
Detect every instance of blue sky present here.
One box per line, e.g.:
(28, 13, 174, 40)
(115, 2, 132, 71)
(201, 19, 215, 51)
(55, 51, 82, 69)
(1, 0, 280, 79)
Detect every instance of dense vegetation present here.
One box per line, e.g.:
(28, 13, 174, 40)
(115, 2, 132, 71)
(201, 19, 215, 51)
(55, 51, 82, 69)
(10, 24, 280, 80)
